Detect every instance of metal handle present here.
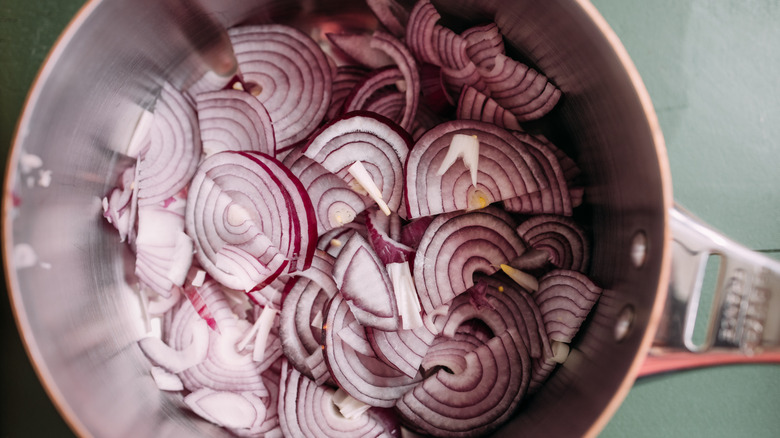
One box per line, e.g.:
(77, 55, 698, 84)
(640, 205, 780, 376)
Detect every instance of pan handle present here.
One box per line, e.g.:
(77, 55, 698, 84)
(639, 206, 780, 377)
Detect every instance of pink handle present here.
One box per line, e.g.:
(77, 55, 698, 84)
(638, 351, 780, 378)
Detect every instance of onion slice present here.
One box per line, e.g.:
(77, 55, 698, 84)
(136, 82, 202, 206)
(195, 88, 276, 157)
(333, 233, 399, 331)
(323, 293, 421, 407)
(229, 24, 333, 151)
(405, 119, 562, 218)
(303, 111, 411, 216)
(185, 151, 317, 291)
(534, 269, 602, 344)
(395, 329, 530, 438)
(278, 360, 401, 437)
(412, 207, 527, 313)
(516, 214, 590, 272)
(283, 147, 373, 234)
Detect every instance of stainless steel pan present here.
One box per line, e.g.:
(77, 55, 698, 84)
(3, 0, 779, 436)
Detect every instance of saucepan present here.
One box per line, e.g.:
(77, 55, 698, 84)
(3, 0, 780, 436)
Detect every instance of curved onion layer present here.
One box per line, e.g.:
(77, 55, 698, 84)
(457, 85, 521, 131)
(279, 361, 401, 437)
(420, 322, 493, 375)
(229, 24, 333, 151)
(367, 0, 409, 38)
(303, 111, 411, 216)
(328, 65, 370, 120)
(134, 191, 193, 298)
(516, 214, 590, 272)
(369, 31, 420, 132)
(365, 324, 435, 378)
(185, 151, 317, 291)
(247, 275, 288, 309)
(503, 131, 581, 215)
(342, 67, 405, 117)
(405, 119, 568, 218)
(137, 82, 202, 206)
(395, 329, 530, 438)
(479, 53, 561, 121)
(102, 165, 138, 243)
(279, 251, 337, 384)
(534, 269, 602, 344)
(364, 92, 405, 122)
(184, 388, 269, 432)
(365, 207, 415, 265)
(461, 23, 505, 70)
(333, 233, 399, 331)
(283, 148, 373, 235)
(440, 276, 551, 361)
(324, 293, 421, 407)
(413, 207, 527, 313)
(327, 33, 396, 69)
(162, 279, 280, 392)
(405, 0, 443, 67)
(185, 357, 284, 437)
(196, 89, 275, 157)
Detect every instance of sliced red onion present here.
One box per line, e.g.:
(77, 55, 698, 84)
(278, 360, 401, 437)
(150, 366, 184, 391)
(303, 111, 411, 216)
(279, 251, 337, 384)
(461, 23, 505, 71)
(412, 207, 527, 313)
(136, 82, 201, 206)
(323, 293, 421, 407)
(342, 67, 405, 120)
(338, 320, 378, 357)
(283, 147, 373, 234)
(440, 276, 551, 361)
(502, 131, 580, 215)
(420, 320, 494, 373)
(369, 31, 420, 132)
(333, 233, 399, 331)
(365, 323, 435, 378)
(229, 24, 333, 150)
(327, 33, 396, 69)
(195, 88, 275, 157)
(185, 151, 317, 291)
(399, 216, 435, 249)
(534, 269, 602, 344)
(102, 165, 138, 243)
(138, 318, 209, 373)
(395, 329, 530, 438)
(456, 85, 521, 131)
(405, 0, 444, 67)
(318, 226, 365, 257)
(367, 0, 409, 38)
(134, 190, 192, 298)
(185, 388, 265, 430)
(328, 65, 370, 121)
(516, 214, 590, 272)
(167, 279, 279, 392)
(365, 208, 415, 265)
(478, 53, 561, 121)
(247, 275, 288, 309)
(405, 119, 563, 218)
(364, 92, 405, 122)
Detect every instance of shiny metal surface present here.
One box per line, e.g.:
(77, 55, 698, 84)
(3, 0, 672, 437)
